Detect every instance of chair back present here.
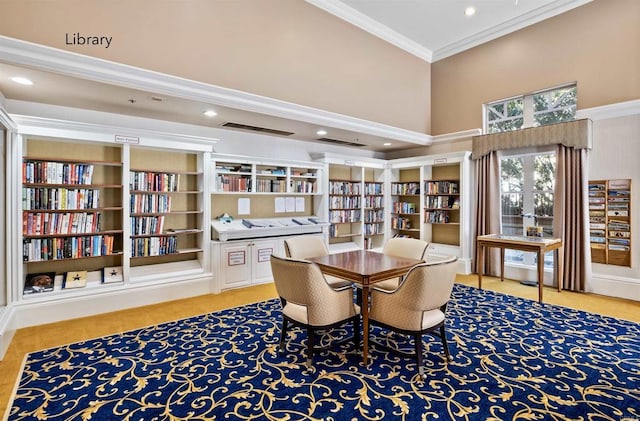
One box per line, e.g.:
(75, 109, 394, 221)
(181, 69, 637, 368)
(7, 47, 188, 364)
(397, 256, 458, 311)
(284, 235, 329, 259)
(383, 237, 429, 261)
(270, 255, 353, 325)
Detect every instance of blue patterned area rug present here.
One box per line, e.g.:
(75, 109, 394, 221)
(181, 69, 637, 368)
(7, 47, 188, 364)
(7, 284, 640, 420)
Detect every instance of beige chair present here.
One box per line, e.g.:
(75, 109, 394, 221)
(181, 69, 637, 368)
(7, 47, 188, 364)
(270, 255, 361, 368)
(284, 235, 353, 288)
(369, 256, 458, 378)
(375, 237, 429, 291)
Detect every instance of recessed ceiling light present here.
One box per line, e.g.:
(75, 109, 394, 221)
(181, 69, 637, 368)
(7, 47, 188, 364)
(316, 129, 327, 136)
(465, 6, 476, 16)
(151, 96, 164, 102)
(10, 76, 33, 86)
(383, 142, 392, 146)
(203, 110, 217, 117)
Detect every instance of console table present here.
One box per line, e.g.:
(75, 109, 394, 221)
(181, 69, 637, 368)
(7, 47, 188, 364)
(476, 234, 563, 303)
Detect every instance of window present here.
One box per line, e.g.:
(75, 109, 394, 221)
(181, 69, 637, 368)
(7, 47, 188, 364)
(501, 152, 556, 267)
(485, 84, 576, 134)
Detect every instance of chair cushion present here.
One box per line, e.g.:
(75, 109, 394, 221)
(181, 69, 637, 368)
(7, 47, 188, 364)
(283, 301, 308, 324)
(422, 309, 445, 330)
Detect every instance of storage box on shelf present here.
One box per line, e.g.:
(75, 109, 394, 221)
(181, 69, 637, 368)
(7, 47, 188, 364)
(21, 138, 124, 297)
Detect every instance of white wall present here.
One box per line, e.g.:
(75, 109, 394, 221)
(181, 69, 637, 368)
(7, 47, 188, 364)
(587, 113, 640, 300)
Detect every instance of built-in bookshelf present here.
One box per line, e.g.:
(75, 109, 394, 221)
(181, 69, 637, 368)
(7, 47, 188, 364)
(328, 175, 362, 243)
(424, 180, 460, 224)
(390, 172, 421, 240)
(589, 179, 631, 266)
(363, 168, 384, 249)
(21, 138, 124, 295)
(212, 157, 320, 195)
(129, 148, 203, 265)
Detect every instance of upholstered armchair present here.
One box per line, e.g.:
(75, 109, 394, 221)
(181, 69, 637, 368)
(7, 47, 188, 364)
(369, 256, 458, 378)
(270, 255, 361, 368)
(373, 237, 429, 291)
(284, 235, 353, 288)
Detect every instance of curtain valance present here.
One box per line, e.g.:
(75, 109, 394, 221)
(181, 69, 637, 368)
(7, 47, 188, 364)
(472, 119, 592, 159)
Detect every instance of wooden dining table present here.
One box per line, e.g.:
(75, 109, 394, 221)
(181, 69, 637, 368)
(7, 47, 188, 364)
(308, 249, 422, 364)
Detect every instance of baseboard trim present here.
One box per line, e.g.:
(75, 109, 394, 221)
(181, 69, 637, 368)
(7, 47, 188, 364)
(0, 306, 17, 360)
(590, 273, 640, 301)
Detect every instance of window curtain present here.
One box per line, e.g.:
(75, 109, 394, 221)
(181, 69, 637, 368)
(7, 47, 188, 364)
(473, 150, 501, 275)
(472, 119, 592, 289)
(553, 145, 591, 292)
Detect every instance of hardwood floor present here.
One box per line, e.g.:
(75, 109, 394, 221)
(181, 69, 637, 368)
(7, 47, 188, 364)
(1, 278, 638, 417)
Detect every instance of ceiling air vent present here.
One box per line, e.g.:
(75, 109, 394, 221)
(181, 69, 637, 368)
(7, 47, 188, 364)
(221, 121, 295, 136)
(316, 137, 366, 147)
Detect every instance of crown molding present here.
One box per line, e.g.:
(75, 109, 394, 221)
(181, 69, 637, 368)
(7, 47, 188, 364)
(575, 100, 640, 121)
(0, 36, 431, 147)
(305, 0, 433, 62)
(431, 128, 482, 143)
(432, 0, 593, 61)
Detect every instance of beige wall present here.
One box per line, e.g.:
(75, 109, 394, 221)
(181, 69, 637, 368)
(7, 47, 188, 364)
(0, 0, 431, 133)
(431, 0, 640, 135)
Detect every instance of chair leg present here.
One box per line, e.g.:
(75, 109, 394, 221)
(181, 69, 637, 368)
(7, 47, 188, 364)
(414, 333, 425, 379)
(440, 325, 452, 362)
(353, 316, 361, 351)
(279, 319, 288, 352)
(306, 327, 315, 368)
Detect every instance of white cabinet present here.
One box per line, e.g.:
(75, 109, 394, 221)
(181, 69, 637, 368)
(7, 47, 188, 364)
(216, 238, 280, 290)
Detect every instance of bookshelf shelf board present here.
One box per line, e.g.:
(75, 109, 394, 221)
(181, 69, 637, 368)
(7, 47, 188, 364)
(329, 207, 361, 211)
(130, 232, 200, 238)
(130, 248, 202, 259)
(331, 233, 361, 239)
(391, 213, 420, 216)
(331, 221, 360, 225)
(130, 168, 201, 176)
(396, 228, 421, 232)
(25, 183, 123, 189)
(24, 207, 123, 213)
(429, 222, 460, 226)
(424, 207, 459, 211)
(25, 157, 122, 166)
(26, 251, 124, 263)
(24, 229, 123, 239)
(130, 190, 202, 194)
(130, 210, 203, 216)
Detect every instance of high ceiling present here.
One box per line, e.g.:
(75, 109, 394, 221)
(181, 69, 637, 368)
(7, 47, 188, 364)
(0, 1, 591, 152)
(312, 0, 592, 61)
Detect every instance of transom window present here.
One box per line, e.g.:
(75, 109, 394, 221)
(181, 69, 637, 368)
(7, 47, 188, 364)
(485, 84, 577, 133)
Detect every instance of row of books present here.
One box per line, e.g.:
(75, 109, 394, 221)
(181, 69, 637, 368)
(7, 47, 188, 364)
(22, 187, 100, 210)
(130, 193, 172, 214)
(23, 212, 101, 236)
(131, 216, 165, 235)
(23, 235, 116, 262)
(291, 180, 317, 193)
(130, 171, 180, 192)
(391, 216, 412, 230)
(217, 174, 251, 192)
(255, 179, 287, 193)
(23, 266, 124, 294)
(364, 196, 384, 208)
(391, 182, 420, 195)
(330, 196, 361, 209)
(130, 236, 178, 257)
(425, 195, 459, 209)
(364, 222, 383, 235)
(329, 210, 361, 223)
(364, 209, 384, 223)
(364, 183, 383, 195)
(424, 181, 459, 195)
(392, 201, 417, 214)
(23, 161, 95, 185)
(425, 210, 450, 224)
(329, 181, 361, 195)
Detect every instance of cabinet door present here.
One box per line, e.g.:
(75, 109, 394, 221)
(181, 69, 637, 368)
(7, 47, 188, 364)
(220, 242, 251, 289)
(251, 239, 278, 284)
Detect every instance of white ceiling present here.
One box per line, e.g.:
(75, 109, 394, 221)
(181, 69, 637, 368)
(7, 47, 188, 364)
(309, 0, 592, 61)
(1, 1, 591, 153)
